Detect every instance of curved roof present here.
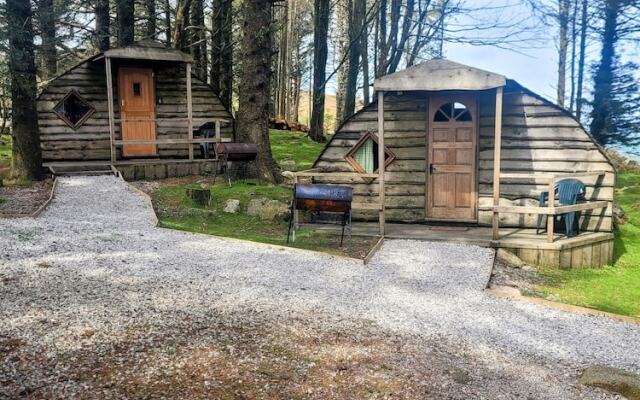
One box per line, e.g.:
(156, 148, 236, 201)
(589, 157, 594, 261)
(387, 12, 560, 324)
(104, 40, 193, 63)
(373, 59, 506, 91)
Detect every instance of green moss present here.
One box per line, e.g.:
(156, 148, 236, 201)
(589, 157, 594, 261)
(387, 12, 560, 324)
(532, 172, 640, 317)
(269, 129, 328, 171)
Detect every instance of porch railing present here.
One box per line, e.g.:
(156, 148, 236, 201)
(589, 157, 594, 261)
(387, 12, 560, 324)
(110, 117, 231, 163)
(488, 171, 608, 243)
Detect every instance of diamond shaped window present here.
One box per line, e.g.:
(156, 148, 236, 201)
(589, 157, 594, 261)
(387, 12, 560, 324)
(345, 131, 395, 174)
(53, 90, 96, 130)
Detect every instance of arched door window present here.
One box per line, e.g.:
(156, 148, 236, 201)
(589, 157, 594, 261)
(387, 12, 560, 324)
(433, 102, 472, 122)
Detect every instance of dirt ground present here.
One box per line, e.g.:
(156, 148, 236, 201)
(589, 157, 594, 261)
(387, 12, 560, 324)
(0, 308, 607, 399)
(0, 178, 54, 217)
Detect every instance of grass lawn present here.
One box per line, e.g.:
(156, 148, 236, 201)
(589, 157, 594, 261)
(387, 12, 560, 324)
(0, 134, 10, 179)
(532, 172, 640, 317)
(151, 129, 374, 259)
(269, 129, 328, 171)
(153, 179, 377, 259)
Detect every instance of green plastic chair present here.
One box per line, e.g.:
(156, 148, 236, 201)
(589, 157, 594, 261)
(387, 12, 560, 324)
(536, 178, 586, 237)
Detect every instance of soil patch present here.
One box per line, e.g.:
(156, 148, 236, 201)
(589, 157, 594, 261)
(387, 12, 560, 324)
(0, 178, 54, 217)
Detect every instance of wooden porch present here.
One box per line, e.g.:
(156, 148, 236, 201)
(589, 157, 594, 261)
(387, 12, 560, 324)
(314, 223, 615, 268)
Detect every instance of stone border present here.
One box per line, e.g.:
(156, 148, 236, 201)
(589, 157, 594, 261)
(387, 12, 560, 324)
(485, 286, 640, 326)
(0, 176, 57, 219)
(117, 170, 367, 264)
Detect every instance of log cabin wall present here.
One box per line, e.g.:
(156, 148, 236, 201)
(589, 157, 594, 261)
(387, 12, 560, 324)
(314, 92, 428, 221)
(477, 80, 614, 232)
(37, 57, 233, 162)
(313, 81, 614, 232)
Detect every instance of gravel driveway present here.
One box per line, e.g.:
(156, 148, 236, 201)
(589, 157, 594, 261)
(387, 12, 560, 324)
(1, 176, 639, 398)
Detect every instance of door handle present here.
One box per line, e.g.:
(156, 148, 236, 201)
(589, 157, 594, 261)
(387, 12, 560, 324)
(429, 164, 435, 174)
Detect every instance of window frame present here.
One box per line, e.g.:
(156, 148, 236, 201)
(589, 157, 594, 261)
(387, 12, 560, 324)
(52, 90, 97, 130)
(344, 131, 396, 174)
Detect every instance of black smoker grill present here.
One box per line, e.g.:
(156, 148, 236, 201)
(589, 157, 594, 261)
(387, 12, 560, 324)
(215, 143, 259, 185)
(287, 183, 353, 246)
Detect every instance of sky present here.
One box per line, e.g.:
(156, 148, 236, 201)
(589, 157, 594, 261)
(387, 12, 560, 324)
(444, 0, 560, 101)
(446, 42, 558, 101)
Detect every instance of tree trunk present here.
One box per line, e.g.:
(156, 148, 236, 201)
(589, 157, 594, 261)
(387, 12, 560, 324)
(172, 0, 193, 49)
(210, 0, 222, 93)
(211, 0, 233, 110)
(342, 0, 364, 122)
(589, 0, 618, 145)
(568, 0, 578, 112)
(146, 0, 157, 39)
(191, 0, 207, 81)
(117, 0, 135, 46)
(576, 0, 588, 121)
(38, 0, 57, 79)
(236, 0, 281, 183)
(376, 0, 387, 77)
(360, 10, 370, 106)
(309, 0, 330, 142)
(334, 0, 348, 129)
(556, 0, 570, 107)
(164, 0, 172, 46)
(7, 0, 42, 180)
(95, 0, 111, 51)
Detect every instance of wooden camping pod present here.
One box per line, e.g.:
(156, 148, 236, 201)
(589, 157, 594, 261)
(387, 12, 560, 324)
(313, 80, 615, 233)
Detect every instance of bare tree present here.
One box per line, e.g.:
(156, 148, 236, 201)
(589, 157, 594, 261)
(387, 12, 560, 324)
(172, 0, 193, 49)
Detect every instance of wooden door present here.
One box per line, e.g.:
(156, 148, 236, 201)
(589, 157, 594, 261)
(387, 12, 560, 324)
(119, 67, 156, 157)
(427, 95, 477, 221)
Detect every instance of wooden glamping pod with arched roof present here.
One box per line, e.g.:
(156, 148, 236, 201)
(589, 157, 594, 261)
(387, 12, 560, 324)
(37, 41, 233, 179)
(304, 59, 615, 268)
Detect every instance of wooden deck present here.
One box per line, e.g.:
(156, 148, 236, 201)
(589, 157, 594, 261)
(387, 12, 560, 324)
(315, 222, 614, 268)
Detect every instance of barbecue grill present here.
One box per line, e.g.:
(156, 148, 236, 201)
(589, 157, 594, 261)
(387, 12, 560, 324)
(215, 143, 259, 185)
(287, 183, 353, 246)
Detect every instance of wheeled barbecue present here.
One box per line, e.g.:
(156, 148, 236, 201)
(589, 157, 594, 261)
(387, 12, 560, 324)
(215, 143, 259, 185)
(287, 183, 353, 246)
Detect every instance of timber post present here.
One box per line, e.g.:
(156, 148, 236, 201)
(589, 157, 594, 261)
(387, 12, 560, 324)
(547, 176, 555, 243)
(377, 90, 385, 236)
(105, 56, 116, 164)
(186, 62, 194, 161)
(492, 86, 503, 240)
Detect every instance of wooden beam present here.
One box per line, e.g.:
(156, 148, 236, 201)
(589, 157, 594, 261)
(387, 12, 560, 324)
(105, 57, 116, 164)
(491, 201, 609, 215)
(186, 63, 194, 161)
(492, 86, 504, 240)
(113, 138, 224, 145)
(378, 91, 386, 236)
(499, 171, 606, 180)
(294, 172, 379, 178)
(547, 176, 555, 243)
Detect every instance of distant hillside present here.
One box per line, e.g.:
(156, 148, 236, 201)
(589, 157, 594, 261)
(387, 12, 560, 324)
(297, 91, 364, 133)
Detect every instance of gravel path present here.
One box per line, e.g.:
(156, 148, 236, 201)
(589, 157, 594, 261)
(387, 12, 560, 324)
(1, 176, 639, 397)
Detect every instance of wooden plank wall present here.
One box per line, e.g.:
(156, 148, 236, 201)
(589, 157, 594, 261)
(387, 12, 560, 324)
(314, 93, 428, 221)
(477, 81, 615, 232)
(313, 82, 614, 232)
(37, 60, 233, 162)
